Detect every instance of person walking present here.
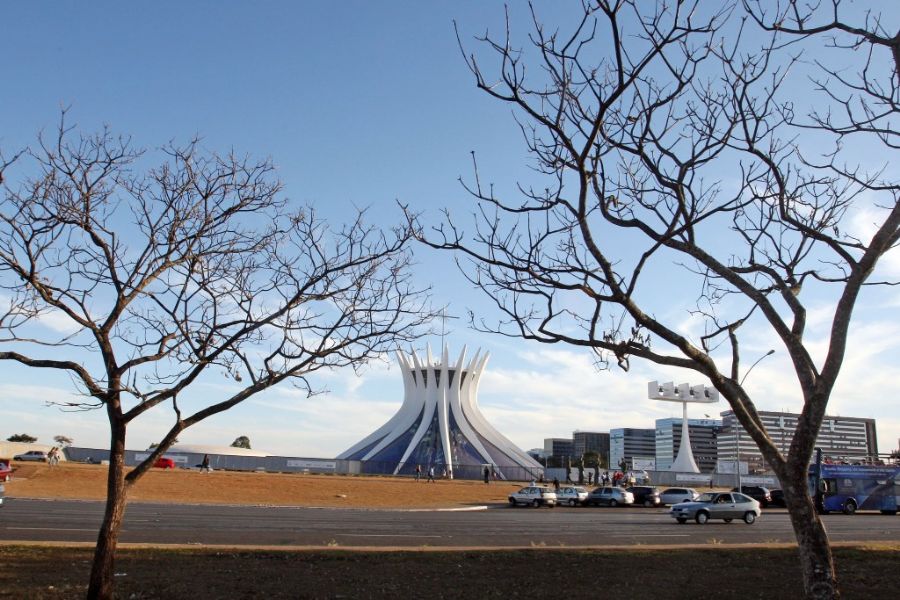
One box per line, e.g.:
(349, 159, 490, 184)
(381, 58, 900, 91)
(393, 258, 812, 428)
(200, 454, 210, 473)
(483, 466, 491, 484)
(552, 477, 560, 492)
(426, 465, 435, 483)
(415, 464, 421, 482)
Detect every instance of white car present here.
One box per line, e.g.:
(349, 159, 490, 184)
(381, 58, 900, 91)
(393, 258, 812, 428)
(659, 487, 700, 505)
(670, 492, 762, 524)
(556, 486, 588, 506)
(508, 486, 558, 508)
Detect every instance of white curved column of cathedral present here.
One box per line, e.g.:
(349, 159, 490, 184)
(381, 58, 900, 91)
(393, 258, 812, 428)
(458, 350, 538, 469)
(446, 346, 507, 474)
(337, 350, 421, 461)
(391, 349, 441, 472)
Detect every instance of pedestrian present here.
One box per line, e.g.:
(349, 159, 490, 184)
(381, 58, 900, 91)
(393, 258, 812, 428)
(588, 472, 593, 485)
(427, 465, 435, 483)
(552, 477, 560, 492)
(200, 454, 210, 473)
(483, 466, 490, 484)
(415, 464, 421, 482)
(48, 447, 59, 467)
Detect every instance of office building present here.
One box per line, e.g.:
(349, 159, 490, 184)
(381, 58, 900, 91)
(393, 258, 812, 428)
(572, 431, 610, 465)
(718, 410, 878, 472)
(609, 428, 655, 470)
(544, 438, 575, 459)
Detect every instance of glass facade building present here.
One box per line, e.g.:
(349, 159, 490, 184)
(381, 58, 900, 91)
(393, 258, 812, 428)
(609, 428, 656, 470)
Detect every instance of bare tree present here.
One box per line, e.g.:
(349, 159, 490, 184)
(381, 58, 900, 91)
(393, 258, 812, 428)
(231, 435, 251, 449)
(53, 435, 74, 447)
(413, 2, 898, 597)
(0, 115, 433, 599)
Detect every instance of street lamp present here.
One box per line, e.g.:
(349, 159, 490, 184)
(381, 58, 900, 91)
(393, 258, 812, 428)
(735, 350, 775, 488)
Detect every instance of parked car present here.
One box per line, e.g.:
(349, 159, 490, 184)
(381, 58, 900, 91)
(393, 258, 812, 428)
(508, 486, 557, 507)
(556, 486, 588, 506)
(13, 450, 48, 462)
(585, 486, 634, 507)
(732, 485, 773, 508)
(769, 488, 786, 507)
(659, 487, 700, 506)
(0, 459, 12, 482)
(627, 485, 662, 507)
(153, 457, 176, 469)
(670, 491, 761, 524)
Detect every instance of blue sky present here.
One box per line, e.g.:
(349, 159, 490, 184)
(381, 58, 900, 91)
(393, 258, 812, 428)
(1, 2, 898, 457)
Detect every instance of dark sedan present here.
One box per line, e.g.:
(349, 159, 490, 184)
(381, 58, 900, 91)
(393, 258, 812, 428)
(626, 485, 662, 507)
(732, 485, 773, 508)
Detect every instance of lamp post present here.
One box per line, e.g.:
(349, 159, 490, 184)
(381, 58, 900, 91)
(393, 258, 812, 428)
(735, 350, 775, 489)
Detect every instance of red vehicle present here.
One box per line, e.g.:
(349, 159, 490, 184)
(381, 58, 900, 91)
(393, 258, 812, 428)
(0, 459, 12, 482)
(153, 457, 176, 469)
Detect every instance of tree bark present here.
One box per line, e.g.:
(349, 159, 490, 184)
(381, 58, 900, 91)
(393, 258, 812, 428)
(87, 423, 129, 600)
(783, 483, 839, 599)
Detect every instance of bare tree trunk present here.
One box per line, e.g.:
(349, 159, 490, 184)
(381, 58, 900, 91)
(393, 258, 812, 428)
(784, 484, 839, 599)
(87, 424, 129, 600)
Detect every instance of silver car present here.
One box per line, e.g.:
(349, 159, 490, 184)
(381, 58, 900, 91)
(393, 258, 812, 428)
(556, 486, 588, 506)
(13, 450, 48, 462)
(659, 487, 700, 505)
(670, 491, 762, 524)
(508, 486, 558, 508)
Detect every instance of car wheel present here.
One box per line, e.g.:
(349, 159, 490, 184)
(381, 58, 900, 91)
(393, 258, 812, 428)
(695, 511, 709, 524)
(676, 518, 687, 524)
(609, 499, 618, 507)
(644, 499, 653, 508)
(842, 500, 857, 515)
(532, 499, 541, 508)
(569, 499, 577, 507)
(509, 497, 516, 507)
(743, 511, 757, 524)
(724, 518, 733, 523)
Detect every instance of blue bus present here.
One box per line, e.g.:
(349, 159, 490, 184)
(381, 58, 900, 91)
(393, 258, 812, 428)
(810, 451, 900, 515)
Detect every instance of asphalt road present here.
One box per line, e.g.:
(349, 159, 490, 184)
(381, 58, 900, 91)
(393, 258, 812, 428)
(2, 498, 899, 547)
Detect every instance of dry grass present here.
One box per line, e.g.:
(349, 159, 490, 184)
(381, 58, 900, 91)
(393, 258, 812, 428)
(5, 462, 518, 508)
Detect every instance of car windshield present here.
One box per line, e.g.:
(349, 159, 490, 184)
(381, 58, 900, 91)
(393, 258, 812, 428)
(697, 493, 717, 503)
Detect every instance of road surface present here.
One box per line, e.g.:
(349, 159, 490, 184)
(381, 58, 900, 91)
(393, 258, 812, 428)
(2, 498, 898, 547)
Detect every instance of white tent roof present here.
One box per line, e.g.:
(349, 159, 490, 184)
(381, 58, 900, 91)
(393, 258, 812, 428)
(165, 444, 272, 457)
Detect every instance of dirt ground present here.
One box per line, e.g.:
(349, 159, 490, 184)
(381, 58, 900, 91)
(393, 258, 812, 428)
(2, 545, 899, 599)
(4, 462, 519, 508)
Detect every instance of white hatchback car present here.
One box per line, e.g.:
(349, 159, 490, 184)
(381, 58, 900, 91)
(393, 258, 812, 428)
(508, 486, 558, 508)
(659, 487, 700, 506)
(556, 486, 588, 506)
